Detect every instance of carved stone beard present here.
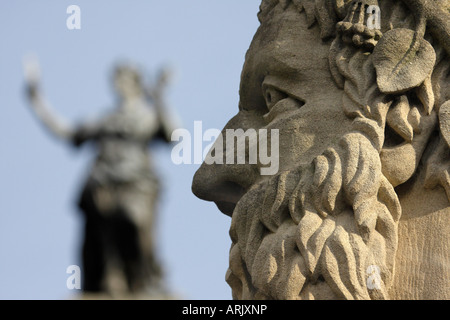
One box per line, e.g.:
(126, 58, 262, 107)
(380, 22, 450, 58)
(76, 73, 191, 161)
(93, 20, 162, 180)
(226, 125, 401, 300)
(226, 46, 402, 300)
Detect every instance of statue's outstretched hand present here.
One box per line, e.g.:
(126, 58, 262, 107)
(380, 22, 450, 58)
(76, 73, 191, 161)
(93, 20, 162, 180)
(23, 55, 42, 102)
(22, 55, 74, 142)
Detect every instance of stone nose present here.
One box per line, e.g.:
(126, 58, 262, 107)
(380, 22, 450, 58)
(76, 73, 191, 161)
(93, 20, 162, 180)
(192, 160, 260, 217)
(192, 110, 267, 216)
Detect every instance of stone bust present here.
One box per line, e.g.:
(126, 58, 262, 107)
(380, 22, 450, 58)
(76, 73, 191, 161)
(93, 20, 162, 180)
(193, 0, 449, 299)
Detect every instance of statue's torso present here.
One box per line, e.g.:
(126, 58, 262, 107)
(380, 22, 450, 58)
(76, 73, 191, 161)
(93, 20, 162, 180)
(86, 103, 161, 185)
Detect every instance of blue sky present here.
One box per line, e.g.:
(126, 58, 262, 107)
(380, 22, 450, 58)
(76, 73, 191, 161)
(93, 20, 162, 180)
(0, 1, 261, 299)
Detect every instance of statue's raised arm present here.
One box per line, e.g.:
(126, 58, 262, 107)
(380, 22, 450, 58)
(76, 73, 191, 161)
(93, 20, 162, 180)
(23, 56, 75, 143)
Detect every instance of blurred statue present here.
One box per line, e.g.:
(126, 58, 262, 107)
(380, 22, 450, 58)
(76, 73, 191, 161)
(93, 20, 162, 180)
(24, 58, 179, 297)
(193, 0, 449, 299)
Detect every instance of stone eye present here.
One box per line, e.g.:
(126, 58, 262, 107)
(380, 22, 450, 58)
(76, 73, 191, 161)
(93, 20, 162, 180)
(262, 84, 305, 123)
(263, 86, 288, 111)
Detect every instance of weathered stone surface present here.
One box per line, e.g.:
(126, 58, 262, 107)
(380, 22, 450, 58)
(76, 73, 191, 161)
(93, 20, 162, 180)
(193, 0, 450, 300)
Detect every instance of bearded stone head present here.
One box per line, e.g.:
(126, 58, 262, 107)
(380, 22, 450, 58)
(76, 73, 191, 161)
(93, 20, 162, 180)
(192, 0, 450, 300)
